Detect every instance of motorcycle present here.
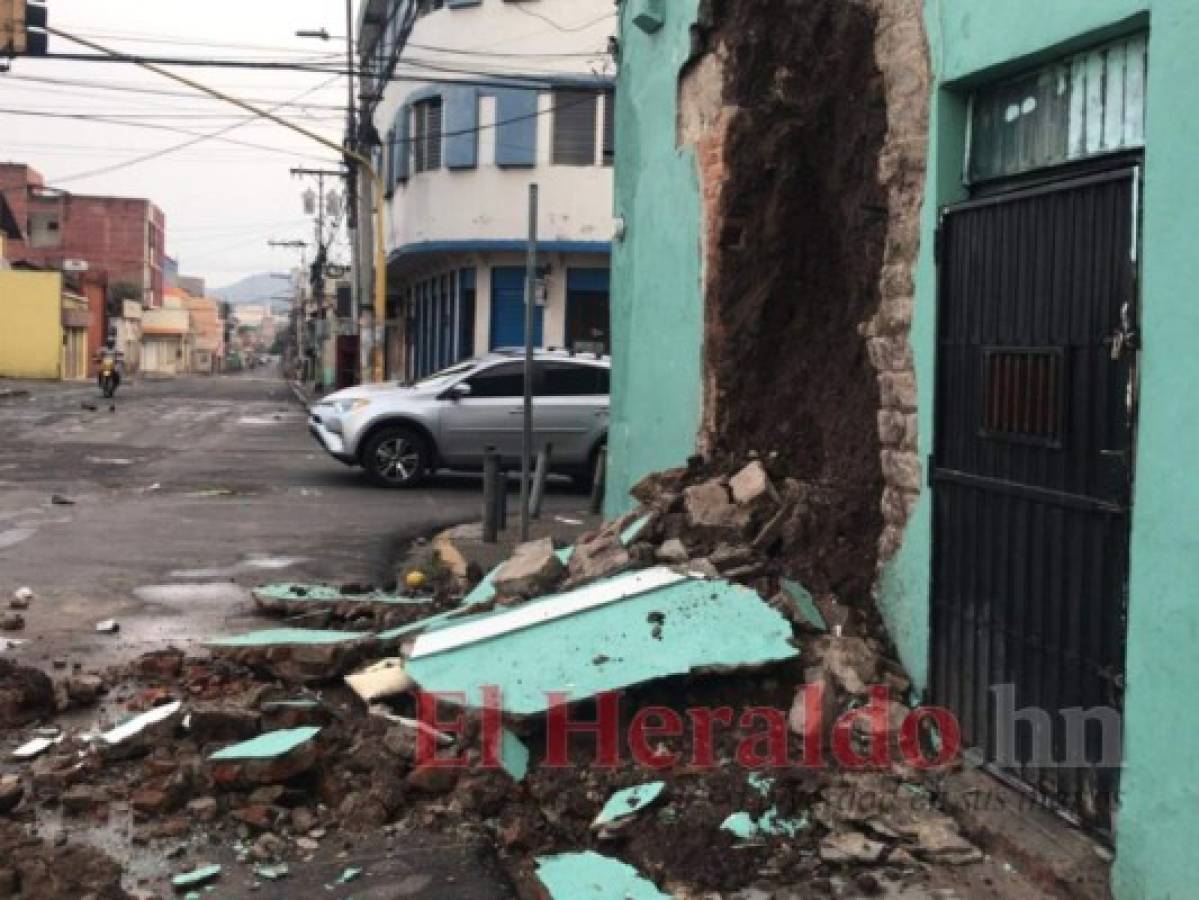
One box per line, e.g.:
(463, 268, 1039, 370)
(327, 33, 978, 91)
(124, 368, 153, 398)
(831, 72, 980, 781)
(98, 356, 120, 398)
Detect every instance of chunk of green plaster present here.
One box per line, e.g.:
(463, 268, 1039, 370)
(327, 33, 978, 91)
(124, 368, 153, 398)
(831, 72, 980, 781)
(171, 864, 221, 889)
(500, 728, 529, 782)
(209, 727, 320, 761)
(254, 863, 289, 881)
(405, 574, 798, 716)
(781, 578, 826, 632)
(206, 628, 371, 647)
(535, 851, 669, 899)
(619, 513, 654, 547)
(720, 807, 808, 839)
(593, 781, 666, 828)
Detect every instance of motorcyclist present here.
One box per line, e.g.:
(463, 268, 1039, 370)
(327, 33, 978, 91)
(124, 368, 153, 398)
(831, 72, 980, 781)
(96, 339, 123, 394)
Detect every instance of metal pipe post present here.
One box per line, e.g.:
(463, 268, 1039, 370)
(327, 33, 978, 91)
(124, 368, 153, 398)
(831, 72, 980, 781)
(518, 184, 539, 542)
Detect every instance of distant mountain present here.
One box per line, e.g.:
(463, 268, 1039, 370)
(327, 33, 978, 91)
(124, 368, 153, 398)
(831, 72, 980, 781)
(211, 272, 294, 305)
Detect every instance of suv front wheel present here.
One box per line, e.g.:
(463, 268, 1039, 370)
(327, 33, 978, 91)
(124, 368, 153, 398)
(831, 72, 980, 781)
(362, 426, 430, 488)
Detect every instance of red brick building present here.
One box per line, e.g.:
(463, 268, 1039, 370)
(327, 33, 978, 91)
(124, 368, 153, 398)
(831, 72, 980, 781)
(0, 163, 166, 309)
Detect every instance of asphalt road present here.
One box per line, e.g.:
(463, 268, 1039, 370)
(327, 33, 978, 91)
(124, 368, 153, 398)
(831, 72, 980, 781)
(0, 368, 578, 673)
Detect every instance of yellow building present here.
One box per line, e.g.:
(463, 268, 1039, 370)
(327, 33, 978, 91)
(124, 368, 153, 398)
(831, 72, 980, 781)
(0, 267, 72, 381)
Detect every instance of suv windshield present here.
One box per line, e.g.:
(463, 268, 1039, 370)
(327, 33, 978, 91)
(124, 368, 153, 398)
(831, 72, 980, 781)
(411, 359, 478, 389)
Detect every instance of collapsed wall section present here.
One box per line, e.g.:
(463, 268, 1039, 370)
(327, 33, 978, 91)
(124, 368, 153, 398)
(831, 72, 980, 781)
(678, 0, 930, 607)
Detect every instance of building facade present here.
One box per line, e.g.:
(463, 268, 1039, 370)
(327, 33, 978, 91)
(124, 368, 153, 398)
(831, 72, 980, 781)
(356, 0, 616, 381)
(608, 1, 1199, 897)
(0, 163, 166, 310)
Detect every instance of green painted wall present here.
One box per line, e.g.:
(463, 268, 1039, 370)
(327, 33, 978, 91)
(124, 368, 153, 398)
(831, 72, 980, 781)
(604, 0, 704, 517)
(879, 3, 1199, 897)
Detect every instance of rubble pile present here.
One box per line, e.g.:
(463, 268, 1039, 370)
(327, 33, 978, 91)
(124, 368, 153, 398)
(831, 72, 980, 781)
(0, 460, 998, 898)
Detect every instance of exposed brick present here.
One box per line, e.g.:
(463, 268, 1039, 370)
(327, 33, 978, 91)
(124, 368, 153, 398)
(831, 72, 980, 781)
(881, 450, 922, 492)
(878, 372, 918, 410)
(868, 335, 914, 372)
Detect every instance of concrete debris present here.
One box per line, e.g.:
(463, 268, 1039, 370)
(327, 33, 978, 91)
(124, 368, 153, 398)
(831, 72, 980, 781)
(729, 460, 778, 506)
(10, 587, 34, 610)
(188, 703, 261, 743)
(405, 568, 797, 715)
(820, 831, 888, 864)
(536, 851, 669, 899)
(50, 494, 75, 505)
(208, 727, 321, 787)
(66, 674, 104, 706)
(654, 538, 689, 563)
(492, 537, 565, 599)
(346, 657, 413, 703)
(683, 478, 744, 530)
(96, 700, 183, 760)
(94, 619, 120, 634)
(0, 660, 54, 728)
(0, 613, 24, 632)
(0, 774, 23, 815)
(206, 628, 379, 683)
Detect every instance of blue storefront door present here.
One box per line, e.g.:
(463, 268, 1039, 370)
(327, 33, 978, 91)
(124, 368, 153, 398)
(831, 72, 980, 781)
(490, 267, 543, 350)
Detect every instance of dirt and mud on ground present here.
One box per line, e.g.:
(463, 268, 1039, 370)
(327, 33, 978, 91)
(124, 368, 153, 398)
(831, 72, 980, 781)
(0, 456, 1071, 899)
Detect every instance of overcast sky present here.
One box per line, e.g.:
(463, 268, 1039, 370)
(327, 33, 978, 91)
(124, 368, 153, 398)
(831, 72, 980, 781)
(1, 1, 357, 290)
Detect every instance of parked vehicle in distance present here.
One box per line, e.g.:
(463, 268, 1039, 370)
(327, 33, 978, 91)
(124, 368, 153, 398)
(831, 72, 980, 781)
(308, 349, 610, 488)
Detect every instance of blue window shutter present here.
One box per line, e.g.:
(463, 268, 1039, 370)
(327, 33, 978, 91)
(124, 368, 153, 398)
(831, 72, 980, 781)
(447, 0, 481, 7)
(395, 104, 411, 182)
(444, 87, 479, 170)
(494, 88, 538, 168)
(384, 128, 396, 192)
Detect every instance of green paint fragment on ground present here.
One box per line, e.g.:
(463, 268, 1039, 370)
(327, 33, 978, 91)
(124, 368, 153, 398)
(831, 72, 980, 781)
(206, 628, 371, 647)
(747, 772, 774, 797)
(536, 851, 669, 899)
(500, 728, 529, 782)
(720, 807, 808, 839)
(619, 514, 654, 547)
(334, 867, 363, 884)
(781, 578, 826, 631)
(593, 782, 666, 827)
(405, 573, 798, 716)
(171, 864, 221, 888)
(209, 727, 319, 761)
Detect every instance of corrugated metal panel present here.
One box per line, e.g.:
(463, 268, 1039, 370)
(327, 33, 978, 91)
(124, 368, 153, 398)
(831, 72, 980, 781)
(970, 34, 1147, 182)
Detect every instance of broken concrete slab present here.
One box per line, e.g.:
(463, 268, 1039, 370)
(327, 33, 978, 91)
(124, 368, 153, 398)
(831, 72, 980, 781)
(683, 478, 739, 528)
(406, 568, 798, 716)
(206, 629, 377, 683)
(819, 831, 887, 865)
(208, 727, 321, 788)
(654, 538, 689, 564)
(535, 851, 669, 899)
(492, 537, 565, 599)
(345, 657, 413, 703)
(592, 782, 665, 835)
(251, 583, 433, 617)
(96, 700, 183, 760)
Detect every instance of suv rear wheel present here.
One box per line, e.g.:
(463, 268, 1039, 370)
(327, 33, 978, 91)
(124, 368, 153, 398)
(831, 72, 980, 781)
(362, 426, 430, 488)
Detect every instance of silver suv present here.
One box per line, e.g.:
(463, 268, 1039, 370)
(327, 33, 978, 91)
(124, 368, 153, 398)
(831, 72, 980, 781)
(308, 349, 610, 488)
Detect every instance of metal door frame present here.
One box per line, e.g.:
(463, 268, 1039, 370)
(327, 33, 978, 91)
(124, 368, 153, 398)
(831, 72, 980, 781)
(929, 163, 1142, 836)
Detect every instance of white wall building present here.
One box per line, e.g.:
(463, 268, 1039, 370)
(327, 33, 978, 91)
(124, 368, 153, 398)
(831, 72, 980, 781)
(357, 0, 616, 380)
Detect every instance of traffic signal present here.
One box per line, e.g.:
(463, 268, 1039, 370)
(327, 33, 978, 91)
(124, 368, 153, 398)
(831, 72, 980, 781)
(1, 0, 47, 57)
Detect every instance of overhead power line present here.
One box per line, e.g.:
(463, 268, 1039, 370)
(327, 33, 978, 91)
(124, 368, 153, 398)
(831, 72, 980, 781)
(1, 73, 349, 110)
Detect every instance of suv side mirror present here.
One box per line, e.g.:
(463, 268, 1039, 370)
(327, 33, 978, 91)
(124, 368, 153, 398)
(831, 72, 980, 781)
(446, 382, 472, 401)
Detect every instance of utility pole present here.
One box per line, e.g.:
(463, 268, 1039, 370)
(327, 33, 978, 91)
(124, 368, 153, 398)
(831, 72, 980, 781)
(519, 184, 539, 542)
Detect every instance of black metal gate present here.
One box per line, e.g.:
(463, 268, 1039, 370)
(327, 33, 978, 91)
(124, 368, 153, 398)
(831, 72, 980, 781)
(931, 167, 1140, 832)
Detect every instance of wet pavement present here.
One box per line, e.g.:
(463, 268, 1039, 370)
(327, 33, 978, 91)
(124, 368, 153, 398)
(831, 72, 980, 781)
(0, 369, 579, 675)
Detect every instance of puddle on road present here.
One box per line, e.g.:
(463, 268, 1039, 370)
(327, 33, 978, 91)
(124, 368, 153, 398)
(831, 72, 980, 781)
(133, 582, 251, 605)
(170, 555, 308, 579)
(0, 526, 36, 549)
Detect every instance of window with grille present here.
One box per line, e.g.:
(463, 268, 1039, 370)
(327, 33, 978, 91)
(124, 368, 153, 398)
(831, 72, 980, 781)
(413, 98, 443, 173)
(552, 89, 598, 166)
(980, 348, 1065, 445)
